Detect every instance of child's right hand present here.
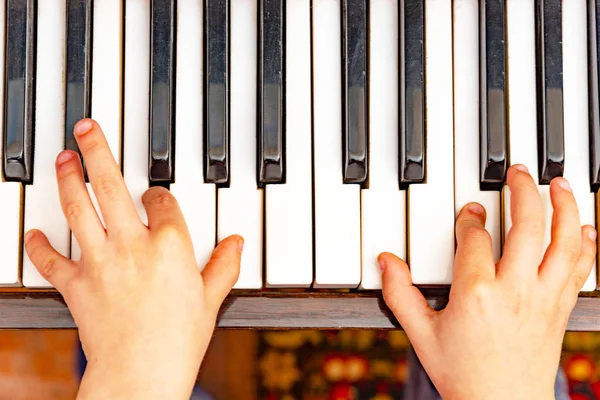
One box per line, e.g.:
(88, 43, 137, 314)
(380, 164, 596, 399)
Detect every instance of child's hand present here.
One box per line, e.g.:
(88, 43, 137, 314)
(24, 119, 242, 399)
(380, 164, 596, 399)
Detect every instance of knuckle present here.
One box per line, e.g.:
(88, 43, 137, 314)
(515, 219, 545, 239)
(97, 173, 119, 200)
(149, 191, 176, 208)
(63, 200, 82, 222)
(464, 225, 491, 243)
(144, 187, 176, 209)
(40, 254, 59, 278)
(466, 279, 490, 299)
(56, 164, 79, 184)
(78, 135, 101, 155)
(461, 279, 492, 310)
(156, 224, 183, 242)
(572, 273, 588, 292)
(557, 243, 581, 264)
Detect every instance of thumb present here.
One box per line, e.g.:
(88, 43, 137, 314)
(201, 234, 243, 311)
(380, 252, 436, 339)
(24, 229, 78, 294)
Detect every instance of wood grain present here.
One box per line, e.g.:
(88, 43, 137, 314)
(0, 290, 600, 330)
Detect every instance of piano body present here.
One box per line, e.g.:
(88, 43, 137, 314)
(1, 0, 600, 330)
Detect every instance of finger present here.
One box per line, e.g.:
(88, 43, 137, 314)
(379, 252, 435, 344)
(201, 235, 243, 312)
(24, 229, 78, 293)
(454, 202, 495, 282)
(569, 225, 597, 295)
(499, 164, 545, 279)
(142, 187, 188, 233)
(72, 119, 144, 234)
(54, 150, 106, 252)
(538, 177, 581, 286)
(560, 226, 597, 312)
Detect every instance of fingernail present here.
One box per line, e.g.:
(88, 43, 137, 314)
(467, 203, 485, 216)
(237, 237, 244, 252)
(24, 230, 34, 244)
(558, 178, 572, 192)
(378, 258, 387, 273)
(56, 151, 74, 166)
(589, 228, 597, 242)
(74, 119, 93, 136)
(514, 164, 529, 173)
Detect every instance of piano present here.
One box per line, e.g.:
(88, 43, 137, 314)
(1, 0, 600, 330)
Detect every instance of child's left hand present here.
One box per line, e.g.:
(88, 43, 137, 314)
(24, 119, 242, 399)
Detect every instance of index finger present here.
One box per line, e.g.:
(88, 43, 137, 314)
(73, 119, 144, 235)
(499, 164, 545, 280)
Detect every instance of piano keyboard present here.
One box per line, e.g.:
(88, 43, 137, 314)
(0, 0, 599, 293)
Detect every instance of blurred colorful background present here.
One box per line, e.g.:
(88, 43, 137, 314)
(0, 329, 599, 399)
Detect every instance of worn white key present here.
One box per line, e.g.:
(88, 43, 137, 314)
(503, 0, 552, 258)
(312, 0, 360, 288)
(360, 0, 405, 290)
(265, 0, 312, 287)
(453, 0, 501, 263)
(563, 0, 596, 291)
(71, 0, 125, 260)
(218, 0, 263, 289)
(0, 0, 23, 286)
(171, 0, 216, 269)
(407, 0, 455, 285)
(22, 0, 69, 287)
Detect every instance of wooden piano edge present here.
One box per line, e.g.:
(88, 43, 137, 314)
(1, 289, 600, 330)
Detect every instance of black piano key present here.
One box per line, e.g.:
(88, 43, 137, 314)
(535, 0, 564, 184)
(589, 0, 600, 191)
(341, 0, 368, 184)
(258, 0, 284, 185)
(3, 0, 36, 183)
(204, 0, 229, 184)
(149, 0, 175, 184)
(480, 0, 507, 191)
(65, 0, 92, 178)
(399, 0, 425, 186)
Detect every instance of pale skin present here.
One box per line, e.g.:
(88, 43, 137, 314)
(24, 119, 596, 400)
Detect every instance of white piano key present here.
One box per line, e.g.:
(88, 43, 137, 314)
(453, 0, 501, 263)
(71, 0, 126, 260)
(563, 0, 596, 291)
(171, 0, 216, 270)
(312, 0, 360, 288)
(360, 0, 405, 290)
(22, 0, 69, 287)
(218, 0, 263, 289)
(264, 0, 312, 287)
(504, 0, 552, 259)
(121, 0, 148, 221)
(0, 0, 23, 286)
(407, 0, 455, 285)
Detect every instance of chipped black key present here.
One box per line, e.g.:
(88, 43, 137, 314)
(204, 0, 229, 184)
(149, 0, 175, 183)
(65, 0, 92, 178)
(480, 0, 507, 191)
(341, 0, 367, 184)
(399, 0, 425, 186)
(3, 0, 36, 183)
(258, 0, 284, 185)
(589, 0, 600, 191)
(535, 0, 564, 184)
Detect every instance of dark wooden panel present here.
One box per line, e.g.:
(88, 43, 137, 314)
(0, 290, 600, 330)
